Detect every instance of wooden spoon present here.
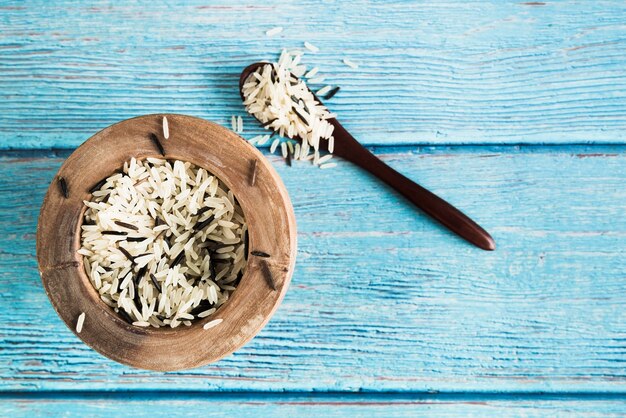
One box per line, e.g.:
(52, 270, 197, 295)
(240, 63, 495, 251)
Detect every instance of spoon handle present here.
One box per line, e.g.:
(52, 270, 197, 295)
(332, 122, 495, 251)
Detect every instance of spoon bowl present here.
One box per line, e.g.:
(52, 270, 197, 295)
(240, 63, 495, 251)
(239, 62, 340, 156)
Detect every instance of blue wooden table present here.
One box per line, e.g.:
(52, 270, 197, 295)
(2, 1, 626, 416)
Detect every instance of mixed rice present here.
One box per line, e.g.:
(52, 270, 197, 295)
(78, 157, 247, 328)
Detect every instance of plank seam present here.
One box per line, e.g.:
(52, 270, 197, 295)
(2, 144, 626, 159)
(2, 391, 626, 400)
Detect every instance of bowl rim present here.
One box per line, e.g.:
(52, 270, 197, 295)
(36, 114, 297, 371)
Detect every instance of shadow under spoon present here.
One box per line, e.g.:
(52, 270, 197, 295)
(240, 62, 495, 251)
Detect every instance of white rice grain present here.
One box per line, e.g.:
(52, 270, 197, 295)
(305, 67, 320, 78)
(197, 308, 216, 318)
(317, 154, 333, 165)
(317, 85, 332, 96)
(257, 135, 271, 146)
(248, 135, 262, 145)
(203, 318, 223, 330)
(162, 116, 169, 140)
(266, 26, 283, 37)
(319, 162, 337, 170)
(343, 58, 358, 69)
(76, 312, 85, 333)
(294, 143, 301, 160)
(270, 138, 280, 154)
(304, 42, 319, 53)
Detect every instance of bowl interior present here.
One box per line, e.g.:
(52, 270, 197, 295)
(36, 114, 297, 370)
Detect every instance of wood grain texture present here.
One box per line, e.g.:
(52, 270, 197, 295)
(3, 394, 626, 417)
(2, 146, 625, 392)
(1, 0, 626, 149)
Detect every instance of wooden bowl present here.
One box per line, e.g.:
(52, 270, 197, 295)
(36, 114, 297, 371)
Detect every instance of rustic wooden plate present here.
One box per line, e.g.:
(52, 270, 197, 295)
(36, 114, 297, 371)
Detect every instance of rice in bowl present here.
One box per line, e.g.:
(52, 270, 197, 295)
(78, 157, 248, 328)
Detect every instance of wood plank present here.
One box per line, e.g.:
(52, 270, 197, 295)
(1, 1, 626, 148)
(2, 393, 626, 417)
(1, 146, 625, 392)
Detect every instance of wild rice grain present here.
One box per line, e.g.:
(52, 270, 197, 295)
(76, 312, 85, 333)
(89, 178, 107, 194)
(150, 273, 162, 293)
(58, 176, 69, 198)
(118, 246, 135, 262)
(262, 118, 277, 128)
(251, 250, 270, 258)
(102, 231, 128, 236)
(324, 86, 340, 100)
(194, 215, 215, 232)
(292, 107, 308, 125)
(118, 309, 134, 324)
(162, 116, 169, 139)
(249, 159, 258, 186)
(170, 251, 185, 268)
(148, 133, 165, 156)
(260, 260, 276, 291)
(135, 265, 147, 283)
(114, 220, 139, 231)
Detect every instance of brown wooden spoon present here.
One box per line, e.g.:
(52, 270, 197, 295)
(239, 63, 495, 251)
